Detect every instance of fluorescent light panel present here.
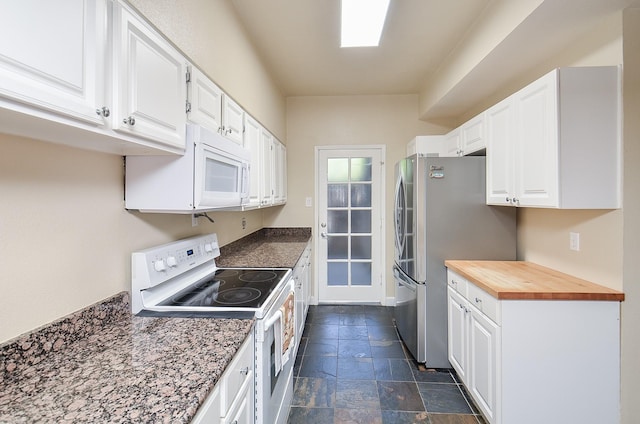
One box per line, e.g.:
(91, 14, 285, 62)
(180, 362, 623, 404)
(341, 0, 390, 48)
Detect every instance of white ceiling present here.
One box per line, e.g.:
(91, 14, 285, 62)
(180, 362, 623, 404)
(230, 0, 638, 120)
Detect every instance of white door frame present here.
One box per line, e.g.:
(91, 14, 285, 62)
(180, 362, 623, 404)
(313, 145, 386, 305)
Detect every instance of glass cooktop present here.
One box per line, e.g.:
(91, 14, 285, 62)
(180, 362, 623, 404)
(158, 268, 290, 309)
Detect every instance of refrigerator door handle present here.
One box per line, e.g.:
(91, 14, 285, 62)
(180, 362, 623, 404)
(397, 277, 416, 292)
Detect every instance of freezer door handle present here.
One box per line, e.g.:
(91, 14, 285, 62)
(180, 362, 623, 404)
(393, 266, 416, 291)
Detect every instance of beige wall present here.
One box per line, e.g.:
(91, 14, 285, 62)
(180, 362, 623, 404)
(621, 8, 640, 424)
(0, 0, 283, 343)
(267, 95, 447, 299)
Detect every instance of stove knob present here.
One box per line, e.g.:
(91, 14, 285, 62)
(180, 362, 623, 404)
(166, 256, 178, 267)
(154, 259, 166, 272)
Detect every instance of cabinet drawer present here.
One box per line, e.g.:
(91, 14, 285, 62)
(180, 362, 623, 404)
(221, 335, 254, 414)
(467, 283, 500, 325)
(447, 270, 468, 297)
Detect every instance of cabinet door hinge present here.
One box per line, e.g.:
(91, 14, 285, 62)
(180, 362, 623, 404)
(185, 70, 191, 83)
(185, 101, 191, 113)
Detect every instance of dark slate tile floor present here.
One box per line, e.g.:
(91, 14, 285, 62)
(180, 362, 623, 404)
(287, 305, 486, 424)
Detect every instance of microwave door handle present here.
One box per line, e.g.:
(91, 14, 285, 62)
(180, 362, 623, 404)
(242, 164, 250, 197)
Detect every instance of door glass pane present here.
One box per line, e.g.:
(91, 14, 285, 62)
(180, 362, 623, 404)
(352, 262, 372, 286)
(328, 210, 348, 233)
(328, 236, 348, 259)
(328, 262, 348, 286)
(328, 158, 349, 182)
(351, 210, 371, 233)
(351, 236, 371, 259)
(350, 158, 372, 181)
(351, 184, 371, 207)
(328, 184, 348, 207)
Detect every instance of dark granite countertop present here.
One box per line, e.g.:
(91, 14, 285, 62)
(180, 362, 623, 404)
(0, 293, 254, 424)
(217, 227, 312, 268)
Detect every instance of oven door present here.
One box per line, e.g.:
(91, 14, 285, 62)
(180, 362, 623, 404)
(255, 279, 295, 424)
(193, 125, 250, 209)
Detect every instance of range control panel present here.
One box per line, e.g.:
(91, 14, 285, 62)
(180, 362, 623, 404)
(132, 233, 220, 290)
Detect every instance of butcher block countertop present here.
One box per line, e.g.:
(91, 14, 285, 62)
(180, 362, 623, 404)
(444, 260, 625, 301)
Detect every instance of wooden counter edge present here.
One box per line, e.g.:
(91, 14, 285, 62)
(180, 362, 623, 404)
(444, 260, 625, 302)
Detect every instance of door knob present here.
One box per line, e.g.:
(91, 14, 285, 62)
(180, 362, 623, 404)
(320, 232, 327, 238)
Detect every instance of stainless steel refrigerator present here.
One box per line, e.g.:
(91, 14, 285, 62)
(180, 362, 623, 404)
(393, 155, 516, 368)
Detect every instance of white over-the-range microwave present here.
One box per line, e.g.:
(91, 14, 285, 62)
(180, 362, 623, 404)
(125, 124, 250, 212)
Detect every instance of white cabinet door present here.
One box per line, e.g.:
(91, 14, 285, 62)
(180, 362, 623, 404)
(460, 112, 485, 155)
(442, 128, 461, 157)
(486, 98, 514, 206)
(190, 384, 221, 424)
(514, 70, 558, 207)
(485, 67, 619, 209)
(303, 246, 312, 317)
(0, 0, 106, 126)
(273, 139, 287, 205)
(244, 115, 262, 208)
(114, 3, 187, 150)
(469, 305, 500, 424)
(188, 66, 223, 133)
(447, 287, 469, 383)
(260, 129, 274, 206)
(222, 95, 245, 145)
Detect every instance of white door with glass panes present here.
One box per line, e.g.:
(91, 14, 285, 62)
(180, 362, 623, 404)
(317, 147, 384, 303)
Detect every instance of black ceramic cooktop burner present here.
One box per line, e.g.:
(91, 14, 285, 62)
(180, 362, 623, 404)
(239, 270, 278, 283)
(159, 268, 289, 309)
(216, 287, 262, 304)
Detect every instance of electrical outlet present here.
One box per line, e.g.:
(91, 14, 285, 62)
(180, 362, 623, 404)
(305, 197, 312, 207)
(192, 214, 199, 227)
(569, 232, 580, 251)
(242, 217, 247, 230)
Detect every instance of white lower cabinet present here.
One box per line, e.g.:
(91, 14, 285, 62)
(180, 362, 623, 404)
(293, 242, 312, 356)
(191, 333, 255, 424)
(447, 270, 620, 424)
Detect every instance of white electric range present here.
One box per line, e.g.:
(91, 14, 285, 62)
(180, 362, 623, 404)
(131, 233, 294, 424)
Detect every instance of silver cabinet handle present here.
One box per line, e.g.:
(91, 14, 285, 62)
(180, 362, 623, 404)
(475, 297, 482, 304)
(240, 366, 249, 376)
(123, 116, 136, 126)
(96, 107, 110, 117)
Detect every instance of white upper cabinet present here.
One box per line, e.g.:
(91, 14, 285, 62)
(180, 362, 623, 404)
(460, 112, 485, 155)
(222, 95, 245, 145)
(260, 128, 274, 206)
(187, 66, 223, 133)
(0, 0, 188, 155)
(186, 66, 244, 145)
(244, 114, 262, 208)
(442, 113, 485, 157)
(273, 139, 287, 205)
(486, 66, 620, 209)
(0, 0, 106, 126)
(113, 2, 187, 151)
(242, 115, 287, 209)
(442, 128, 461, 157)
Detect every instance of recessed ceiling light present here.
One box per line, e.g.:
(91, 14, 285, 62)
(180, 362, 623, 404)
(341, 0, 390, 48)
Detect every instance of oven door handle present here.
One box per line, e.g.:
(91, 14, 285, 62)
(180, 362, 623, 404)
(264, 309, 284, 376)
